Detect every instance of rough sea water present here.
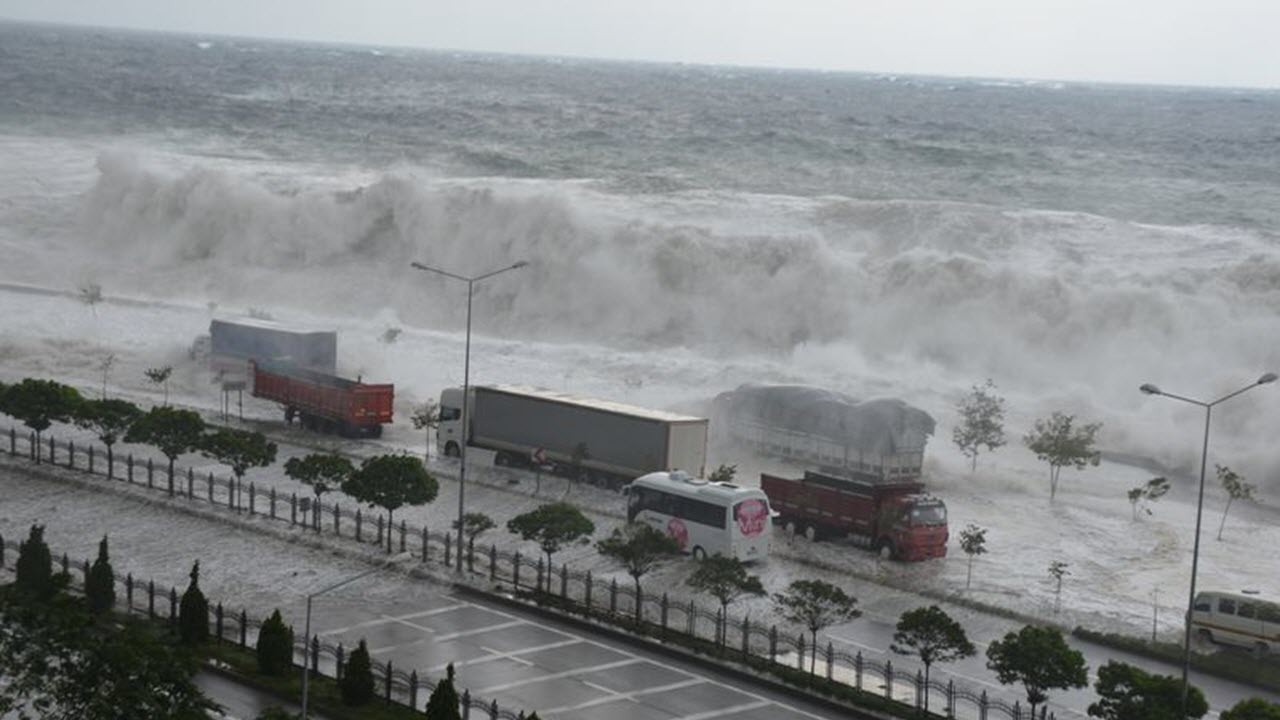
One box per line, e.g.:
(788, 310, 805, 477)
(2, 20, 1280, 484)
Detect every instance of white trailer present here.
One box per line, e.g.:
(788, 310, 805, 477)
(438, 385, 708, 489)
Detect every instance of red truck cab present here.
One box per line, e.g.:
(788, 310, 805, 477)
(761, 470, 947, 561)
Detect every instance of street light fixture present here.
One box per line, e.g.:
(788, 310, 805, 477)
(409, 259, 528, 572)
(300, 551, 413, 719)
(1138, 372, 1275, 716)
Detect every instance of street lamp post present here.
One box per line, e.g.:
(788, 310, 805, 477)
(300, 552, 413, 719)
(410, 259, 528, 572)
(1138, 372, 1276, 715)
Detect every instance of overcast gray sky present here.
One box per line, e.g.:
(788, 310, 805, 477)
(4, 0, 1278, 88)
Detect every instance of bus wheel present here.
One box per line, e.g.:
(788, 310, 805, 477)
(692, 546, 707, 561)
(444, 442, 460, 458)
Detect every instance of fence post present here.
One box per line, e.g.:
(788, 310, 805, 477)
(270, 488, 276, 519)
(584, 571, 593, 615)
(855, 651, 863, 689)
(916, 669, 924, 708)
(60, 552, 68, 575)
(127, 453, 134, 482)
(609, 578, 618, 615)
(1013, 701, 1020, 720)
(0, 534, 4, 567)
(356, 509, 363, 542)
(376, 515, 384, 548)
(167, 461, 175, 497)
(467, 537, 475, 572)
(948, 679, 955, 718)
(490, 544, 497, 579)
(291, 494, 297, 525)
(187, 467, 194, 498)
(770, 625, 778, 664)
(239, 610, 248, 648)
(215, 603, 224, 643)
(126, 573, 134, 611)
(249, 482, 256, 514)
(68, 439, 75, 468)
(88, 444, 94, 474)
(661, 593, 669, 630)
(208, 472, 214, 502)
(742, 616, 750, 658)
(8, 427, 13, 455)
(169, 587, 178, 628)
(444, 532, 452, 567)
(512, 551, 520, 588)
(334, 502, 340, 535)
(687, 599, 695, 636)
(797, 634, 805, 670)
(716, 607, 724, 648)
(980, 691, 988, 720)
(82, 558, 90, 585)
(384, 660, 393, 704)
(147, 458, 154, 488)
(536, 559, 544, 595)
(48, 435, 55, 464)
(885, 660, 894, 699)
(560, 564, 568, 599)
(147, 580, 155, 618)
(310, 636, 319, 673)
(409, 670, 418, 709)
(400, 520, 407, 554)
(336, 644, 345, 680)
(828, 642, 836, 681)
(423, 526, 431, 562)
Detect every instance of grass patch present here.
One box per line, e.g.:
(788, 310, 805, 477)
(204, 642, 425, 720)
(1072, 627, 1280, 694)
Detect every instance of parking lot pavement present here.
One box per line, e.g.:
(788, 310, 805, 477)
(298, 587, 840, 719)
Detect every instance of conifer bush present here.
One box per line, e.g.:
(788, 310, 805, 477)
(340, 639, 375, 706)
(14, 524, 54, 601)
(256, 609, 294, 676)
(85, 535, 116, 614)
(178, 561, 209, 644)
(424, 663, 461, 720)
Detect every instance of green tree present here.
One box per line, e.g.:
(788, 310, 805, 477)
(454, 512, 496, 552)
(145, 365, 174, 406)
(890, 606, 976, 709)
(3, 378, 82, 460)
(342, 454, 438, 552)
(1024, 411, 1102, 500)
(178, 561, 209, 645)
(686, 554, 765, 644)
(0, 592, 217, 719)
(410, 400, 439, 461)
(74, 398, 143, 480)
(1217, 464, 1256, 540)
(1221, 698, 1280, 720)
(255, 609, 294, 677)
(959, 523, 987, 590)
(339, 639, 375, 706)
(506, 502, 595, 576)
(85, 535, 116, 615)
(707, 463, 737, 483)
(424, 663, 462, 720)
(125, 406, 206, 494)
(14, 524, 56, 602)
(1087, 660, 1207, 720)
(285, 453, 355, 531)
(953, 379, 1007, 472)
(1127, 476, 1170, 520)
(986, 625, 1088, 717)
(596, 524, 682, 624)
(201, 427, 278, 483)
(773, 579, 861, 674)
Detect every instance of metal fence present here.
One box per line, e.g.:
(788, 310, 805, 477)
(2, 426, 1055, 720)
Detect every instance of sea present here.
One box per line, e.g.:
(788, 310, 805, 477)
(2, 20, 1279, 479)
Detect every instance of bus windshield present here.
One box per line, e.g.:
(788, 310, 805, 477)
(909, 503, 947, 526)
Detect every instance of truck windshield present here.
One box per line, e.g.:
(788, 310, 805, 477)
(909, 503, 946, 526)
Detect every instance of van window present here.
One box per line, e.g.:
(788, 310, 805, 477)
(1238, 603, 1257, 619)
(1259, 604, 1280, 624)
(1218, 598, 1237, 615)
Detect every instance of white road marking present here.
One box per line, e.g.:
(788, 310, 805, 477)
(675, 700, 772, 719)
(476, 658, 642, 693)
(541, 678, 706, 715)
(432, 619, 526, 641)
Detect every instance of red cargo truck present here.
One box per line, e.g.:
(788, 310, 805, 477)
(761, 470, 948, 561)
(251, 361, 393, 438)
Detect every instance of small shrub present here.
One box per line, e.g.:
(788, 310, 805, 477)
(256, 609, 294, 677)
(340, 639, 375, 706)
(178, 561, 209, 645)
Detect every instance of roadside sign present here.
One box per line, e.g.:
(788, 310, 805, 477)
(532, 447, 547, 464)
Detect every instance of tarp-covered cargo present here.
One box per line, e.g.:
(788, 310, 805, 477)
(712, 384, 935, 481)
(209, 317, 337, 376)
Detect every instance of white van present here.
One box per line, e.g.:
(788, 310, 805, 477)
(1191, 590, 1280, 654)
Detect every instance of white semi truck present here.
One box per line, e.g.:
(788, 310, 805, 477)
(438, 385, 709, 489)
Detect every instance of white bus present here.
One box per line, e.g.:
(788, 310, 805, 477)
(1191, 590, 1280, 654)
(625, 471, 773, 562)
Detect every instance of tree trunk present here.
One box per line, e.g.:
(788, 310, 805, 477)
(971, 454, 977, 474)
(168, 457, 176, 495)
(1049, 465, 1060, 500)
(810, 630, 818, 674)
(924, 664, 931, 711)
(1218, 498, 1233, 540)
(107, 444, 114, 480)
(966, 556, 974, 589)
(634, 577, 643, 626)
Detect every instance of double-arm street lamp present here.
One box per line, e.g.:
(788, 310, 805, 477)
(300, 551, 413, 719)
(1138, 372, 1276, 715)
(410, 259, 528, 571)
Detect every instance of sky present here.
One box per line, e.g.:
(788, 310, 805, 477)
(3, 0, 1279, 88)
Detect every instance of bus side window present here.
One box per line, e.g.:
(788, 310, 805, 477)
(1238, 603, 1256, 619)
(1218, 598, 1237, 615)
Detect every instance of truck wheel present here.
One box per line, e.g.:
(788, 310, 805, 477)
(444, 442, 460, 458)
(877, 539, 896, 560)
